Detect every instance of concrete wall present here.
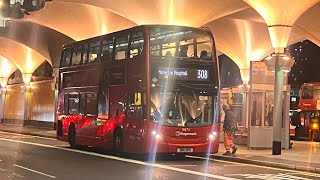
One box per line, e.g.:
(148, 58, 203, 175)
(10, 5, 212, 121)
(3, 79, 55, 128)
(29, 80, 55, 122)
(4, 84, 24, 121)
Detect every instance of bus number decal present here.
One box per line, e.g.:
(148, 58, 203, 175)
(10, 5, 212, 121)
(197, 70, 208, 80)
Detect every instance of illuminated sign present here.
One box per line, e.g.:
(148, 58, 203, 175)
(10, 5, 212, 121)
(291, 97, 297, 102)
(110, 66, 125, 85)
(158, 67, 209, 81)
(175, 131, 197, 137)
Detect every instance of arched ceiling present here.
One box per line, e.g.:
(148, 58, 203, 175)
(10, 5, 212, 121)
(0, 21, 73, 67)
(24, 1, 137, 41)
(0, 56, 17, 78)
(55, 0, 250, 27)
(0, 0, 320, 84)
(0, 37, 46, 74)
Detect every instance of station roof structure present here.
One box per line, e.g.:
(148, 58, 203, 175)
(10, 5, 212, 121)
(1, 0, 320, 84)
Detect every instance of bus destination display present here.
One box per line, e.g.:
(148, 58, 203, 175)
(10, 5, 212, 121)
(158, 67, 209, 81)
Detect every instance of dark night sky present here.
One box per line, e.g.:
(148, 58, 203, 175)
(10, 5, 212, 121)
(287, 40, 320, 87)
(219, 40, 320, 88)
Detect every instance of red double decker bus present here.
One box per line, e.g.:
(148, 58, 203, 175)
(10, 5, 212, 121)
(56, 25, 220, 155)
(296, 83, 320, 141)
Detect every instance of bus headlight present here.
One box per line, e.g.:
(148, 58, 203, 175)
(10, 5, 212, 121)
(152, 130, 163, 140)
(208, 131, 218, 140)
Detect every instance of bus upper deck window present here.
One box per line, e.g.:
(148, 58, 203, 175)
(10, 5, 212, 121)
(115, 36, 129, 60)
(89, 41, 101, 64)
(61, 48, 71, 67)
(71, 46, 82, 66)
(177, 40, 194, 58)
(197, 36, 212, 60)
(130, 32, 144, 59)
(101, 38, 113, 62)
(82, 44, 89, 64)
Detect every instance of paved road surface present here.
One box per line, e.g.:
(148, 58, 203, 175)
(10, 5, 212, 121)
(0, 131, 318, 180)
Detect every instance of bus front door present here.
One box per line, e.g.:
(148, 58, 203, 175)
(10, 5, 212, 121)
(125, 107, 144, 153)
(124, 93, 144, 153)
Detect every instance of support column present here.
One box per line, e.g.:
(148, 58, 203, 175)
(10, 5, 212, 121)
(23, 86, 30, 125)
(0, 93, 4, 122)
(240, 69, 250, 85)
(22, 73, 32, 125)
(272, 55, 284, 155)
(0, 77, 8, 123)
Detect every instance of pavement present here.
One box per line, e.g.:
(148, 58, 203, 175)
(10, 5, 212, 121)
(0, 124, 56, 138)
(214, 141, 320, 173)
(0, 124, 320, 176)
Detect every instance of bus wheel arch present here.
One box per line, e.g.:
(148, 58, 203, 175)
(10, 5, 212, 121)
(113, 127, 123, 156)
(68, 123, 77, 148)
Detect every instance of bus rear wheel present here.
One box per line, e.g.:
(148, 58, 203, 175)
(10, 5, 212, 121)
(68, 125, 77, 148)
(113, 131, 123, 156)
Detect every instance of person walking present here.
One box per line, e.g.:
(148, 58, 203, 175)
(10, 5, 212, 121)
(222, 104, 237, 156)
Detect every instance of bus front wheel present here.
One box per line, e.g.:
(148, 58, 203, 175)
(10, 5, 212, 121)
(68, 124, 77, 148)
(113, 130, 123, 156)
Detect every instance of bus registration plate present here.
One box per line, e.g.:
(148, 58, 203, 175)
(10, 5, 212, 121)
(177, 148, 193, 152)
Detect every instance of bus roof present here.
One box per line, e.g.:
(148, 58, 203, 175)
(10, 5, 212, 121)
(62, 25, 212, 49)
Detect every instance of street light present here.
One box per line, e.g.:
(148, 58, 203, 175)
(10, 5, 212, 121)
(264, 54, 295, 72)
(264, 53, 294, 155)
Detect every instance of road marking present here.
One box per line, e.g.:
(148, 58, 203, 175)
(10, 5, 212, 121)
(170, 165, 197, 167)
(0, 138, 238, 180)
(13, 173, 24, 178)
(225, 173, 312, 180)
(13, 164, 56, 179)
(186, 155, 320, 177)
(0, 167, 6, 171)
(223, 165, 243, 167)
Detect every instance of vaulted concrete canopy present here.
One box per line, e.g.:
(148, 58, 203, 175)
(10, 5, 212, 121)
(0, 0, 319, 85)
(0, 21, 74, 68)
(0, 37, 46, 77)
(243, 0, 319, 50)
(295, 3, 320, 47)
(0, 56, 17, 87)
(25, 1, 137, 41)
(56, 0, 250, 27)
